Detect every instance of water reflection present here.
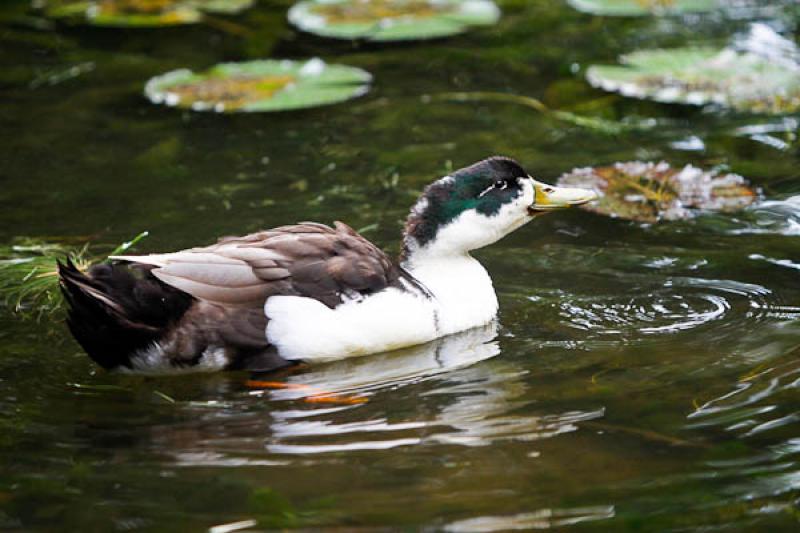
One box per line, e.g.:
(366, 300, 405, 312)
(152, 324, 604, 461)
(443, 505, 615, 532)
(265, 323, 603, 454)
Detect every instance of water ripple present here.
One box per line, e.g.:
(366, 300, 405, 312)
(540, 276, 782, 342)
(726, 197, 800, 236)
(688, 358, 800, 435)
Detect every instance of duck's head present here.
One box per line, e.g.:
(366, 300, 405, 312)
(402, 156, 596, 260)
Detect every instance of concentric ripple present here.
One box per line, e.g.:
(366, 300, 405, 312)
(534, 276, 787, 343)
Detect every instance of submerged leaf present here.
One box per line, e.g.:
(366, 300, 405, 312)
(556, 161, 757, 223)
(288, 0, 500, 41)
(586, 32, 800, 114)
(431, 91, 653, 135)
(144, 58, 372, 112)
(568, 0, 718, 16)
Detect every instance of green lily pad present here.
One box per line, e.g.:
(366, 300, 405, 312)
(88, 0, 202, 26)
(42, 0, 93, 19)
(586, 45, 800, 114)
(567, 0, 719, 16)
(41, 0, 253, 26)
(182, 0, 253, 14)
(144, 58, 372, 112)
(556, 161, 757, 223)
(287, 0, 500, 41)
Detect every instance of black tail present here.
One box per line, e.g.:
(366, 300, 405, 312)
(58, 259, 192, 370)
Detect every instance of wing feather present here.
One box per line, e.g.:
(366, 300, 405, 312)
(152, 271, 270, 306)
(117, 222, 404, 309)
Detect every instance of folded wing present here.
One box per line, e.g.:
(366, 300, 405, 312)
(112, 222, 404, 309)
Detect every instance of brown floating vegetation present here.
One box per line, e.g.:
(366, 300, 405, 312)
(557, 162, 757, 223)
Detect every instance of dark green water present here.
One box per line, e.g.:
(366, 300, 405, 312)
(2, 0, 800, 530)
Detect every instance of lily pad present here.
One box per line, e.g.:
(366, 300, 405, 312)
(88, 0, 202, 26)
(287, 0, 500, 41)
(586, 45, 800, 114)
(567, 0, 718, 16)
(144, 58, 372, 112)
(41, 0, 253, 26)
(556, 161, 757, 223)
(182, 0, 253, 14)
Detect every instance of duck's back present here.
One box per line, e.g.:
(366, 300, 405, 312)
(60, 222, 417, 373)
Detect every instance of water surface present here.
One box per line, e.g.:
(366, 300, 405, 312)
(1, 0, 800, 530)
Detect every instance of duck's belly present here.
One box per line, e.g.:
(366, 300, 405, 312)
(264, 288, 443, 363)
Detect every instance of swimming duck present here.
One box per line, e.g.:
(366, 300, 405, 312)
(59, 156, 596, 373)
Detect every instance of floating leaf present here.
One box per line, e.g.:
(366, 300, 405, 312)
(586, 45, 800, 114)
(144, 58, 372, 112)
(40, 0, 253, 26)
(288, 0, 500, 41)
(42, 0, 94, 19)
(556, 162, 757, 223)
(182, 0, 253, 14)
(567, 0, 718, 16)
(88, 0, 203, 26)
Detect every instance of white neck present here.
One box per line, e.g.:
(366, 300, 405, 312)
(403, 252, 499, 336)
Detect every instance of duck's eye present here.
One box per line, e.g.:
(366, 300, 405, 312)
(493, 180, 507, 190)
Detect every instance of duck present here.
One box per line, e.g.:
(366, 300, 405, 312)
(58, 156, 596, 373)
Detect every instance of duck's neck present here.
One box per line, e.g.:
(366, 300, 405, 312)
(401, 249, 499, 335)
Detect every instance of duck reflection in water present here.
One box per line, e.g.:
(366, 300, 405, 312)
(151, 323, 602, 462)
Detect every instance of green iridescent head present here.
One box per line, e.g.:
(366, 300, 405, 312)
(402, 156, 597, 259)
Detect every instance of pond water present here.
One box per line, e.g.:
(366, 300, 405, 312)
(2, 0, 800, 530)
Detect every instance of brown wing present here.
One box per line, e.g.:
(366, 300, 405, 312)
(112, 222, 405, 310)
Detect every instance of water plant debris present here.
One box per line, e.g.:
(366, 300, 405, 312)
(556, 162, 757, 223)
(0, 232, 148, 318)
(288, 0, 500, 41)
(431, 91, 653, 135)
(145, 58, 372, 112)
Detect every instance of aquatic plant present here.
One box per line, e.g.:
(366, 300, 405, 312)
(40, 0, 253, 27)
(430, 91, 653, 135)
(0, 232, 147, 318)
(144, 58, 372, 112)
(556, 162, 757, 223)
(586, 26, 800, 114)
(287, 0, 500, 41)
(567, 0, 718, 16)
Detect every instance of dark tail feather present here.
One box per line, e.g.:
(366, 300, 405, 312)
(58, 259, 188, 370)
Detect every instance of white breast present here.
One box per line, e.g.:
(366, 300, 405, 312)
(265, 288, 440, 362)
(264, 255, 498, 362)
(407, 254, 499, 335)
